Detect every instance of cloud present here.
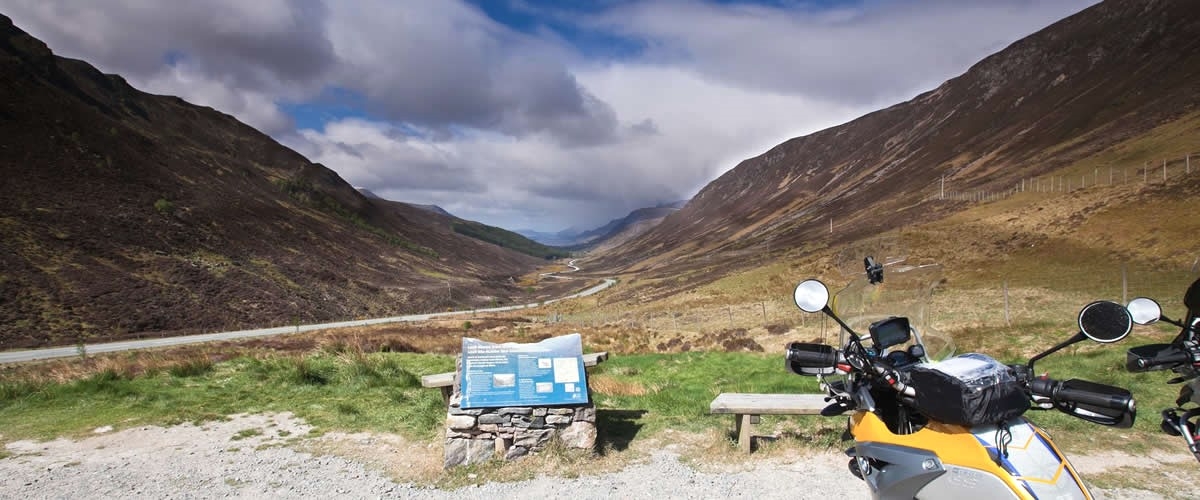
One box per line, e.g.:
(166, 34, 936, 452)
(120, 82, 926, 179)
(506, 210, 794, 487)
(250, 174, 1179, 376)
(289, 120, 488, 194)
(1, 0, 333, 134)
(0, 0, 1101, 231)
(320, 0, 620, 146)
(289, 63, 863, 230)
(585, 0, 1100, 106)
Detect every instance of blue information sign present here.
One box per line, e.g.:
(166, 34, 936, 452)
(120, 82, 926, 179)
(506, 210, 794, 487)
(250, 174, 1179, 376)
(459, 333, 589, 409)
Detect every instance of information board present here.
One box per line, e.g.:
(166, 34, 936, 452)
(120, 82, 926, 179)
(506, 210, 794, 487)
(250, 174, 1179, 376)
(459, 333, 589, 409)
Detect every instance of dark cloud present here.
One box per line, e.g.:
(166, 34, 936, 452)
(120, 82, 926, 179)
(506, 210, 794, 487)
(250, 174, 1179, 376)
(1, 0, 336, 90)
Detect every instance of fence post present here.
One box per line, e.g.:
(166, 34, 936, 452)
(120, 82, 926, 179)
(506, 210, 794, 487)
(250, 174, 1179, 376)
(672, 312, 678, 332)
(1163, 159, 1167, 181)
(1003, 280, 1011, 326)
(760, 302, 767, 323)
(1121, 264, 1128, 305)
(728, 306, 734, 329)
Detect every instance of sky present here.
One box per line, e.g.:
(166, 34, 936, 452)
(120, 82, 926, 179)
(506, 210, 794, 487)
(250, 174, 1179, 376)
(1, 0, 1098, 232)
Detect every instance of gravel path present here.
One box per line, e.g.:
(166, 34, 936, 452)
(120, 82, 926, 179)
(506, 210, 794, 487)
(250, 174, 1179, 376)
(1, 413, 1194, 499)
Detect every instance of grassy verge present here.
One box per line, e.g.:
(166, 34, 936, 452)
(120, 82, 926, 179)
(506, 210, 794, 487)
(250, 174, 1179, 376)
(0, 339, 1188, 462)
(0, 352, 453, 441)
(0, 349, 830, 450)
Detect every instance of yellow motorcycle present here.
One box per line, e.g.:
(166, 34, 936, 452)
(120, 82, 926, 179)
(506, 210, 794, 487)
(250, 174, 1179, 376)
(787, 258, 1136, 499)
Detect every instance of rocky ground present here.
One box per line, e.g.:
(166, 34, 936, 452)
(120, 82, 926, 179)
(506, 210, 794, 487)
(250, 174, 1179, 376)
(2, 413, 1198, 499)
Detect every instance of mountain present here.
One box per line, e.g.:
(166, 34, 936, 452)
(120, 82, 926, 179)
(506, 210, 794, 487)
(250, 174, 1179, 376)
(355, 187, 383, 200)
(574, 201, 687, 252)
(407, 203, 454, 218)
(0, 14, 544, 348)
(593, 0, 1200, 277)
(515, 228, 584, 247)
(353, 189, 565, 259)
(519, 200, 686, 248)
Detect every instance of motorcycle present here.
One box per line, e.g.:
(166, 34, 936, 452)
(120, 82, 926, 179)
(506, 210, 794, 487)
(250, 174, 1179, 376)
(1124, 276, 1200, 462)
(786, 258, 1137, 499)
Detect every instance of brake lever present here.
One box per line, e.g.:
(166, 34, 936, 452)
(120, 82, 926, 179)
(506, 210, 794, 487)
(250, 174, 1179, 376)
(1031, 394, 1054, 410)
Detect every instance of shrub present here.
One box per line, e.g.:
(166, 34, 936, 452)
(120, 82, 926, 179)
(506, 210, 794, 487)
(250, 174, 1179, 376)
(154, 198, 175, 216)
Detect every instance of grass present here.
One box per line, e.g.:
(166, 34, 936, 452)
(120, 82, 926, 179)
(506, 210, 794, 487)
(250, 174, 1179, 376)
(0, 352, 453, 441)
(0, 317, 1194, 489)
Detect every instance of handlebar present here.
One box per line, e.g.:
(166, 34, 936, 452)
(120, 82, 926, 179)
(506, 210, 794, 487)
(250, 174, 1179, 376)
(1029, 377, 1135, 412)
(785, 343, 840, 367)
(1134, 350, 1192, 370)
(1127, 343, 1195, 372)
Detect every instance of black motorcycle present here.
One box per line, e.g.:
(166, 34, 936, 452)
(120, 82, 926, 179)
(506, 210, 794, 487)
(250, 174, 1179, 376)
(1125, 277, 1200, 462)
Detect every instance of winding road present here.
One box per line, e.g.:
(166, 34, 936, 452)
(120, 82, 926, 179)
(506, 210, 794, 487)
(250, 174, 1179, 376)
(0, 260, 614, 364)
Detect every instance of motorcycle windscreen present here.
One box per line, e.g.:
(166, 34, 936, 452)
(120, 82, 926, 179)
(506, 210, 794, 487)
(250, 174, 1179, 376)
(831, 260, 955, 360)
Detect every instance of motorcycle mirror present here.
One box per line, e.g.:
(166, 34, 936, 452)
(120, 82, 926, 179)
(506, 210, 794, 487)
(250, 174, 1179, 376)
(1078, 300, 1132, 343)
(794, 279, 830, 313)
(1185, 277, 1200, 311)
(1126, 297, 1162, 325)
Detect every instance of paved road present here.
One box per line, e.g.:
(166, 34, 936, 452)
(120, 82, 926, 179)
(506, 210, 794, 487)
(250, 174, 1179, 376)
(0, 265, 615, 364)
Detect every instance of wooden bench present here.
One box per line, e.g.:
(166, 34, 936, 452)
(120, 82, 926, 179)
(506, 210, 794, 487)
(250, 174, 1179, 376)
(420, 351, 610, 402)
(709, 392, 828, 453)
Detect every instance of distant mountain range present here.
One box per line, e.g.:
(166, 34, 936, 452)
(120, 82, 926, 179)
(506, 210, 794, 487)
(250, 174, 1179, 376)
(518, 200, 687, 248)
(355, 188, 567, 259)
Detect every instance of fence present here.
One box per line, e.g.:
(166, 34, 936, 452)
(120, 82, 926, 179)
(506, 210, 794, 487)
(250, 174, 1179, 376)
(541, 262, 1198, 346)
(934, 153, 1197, 204)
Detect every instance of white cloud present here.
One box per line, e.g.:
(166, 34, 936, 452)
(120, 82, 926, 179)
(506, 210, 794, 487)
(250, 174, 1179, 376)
(0, 0, 1101, 231)
(588, 0, 1100, 106)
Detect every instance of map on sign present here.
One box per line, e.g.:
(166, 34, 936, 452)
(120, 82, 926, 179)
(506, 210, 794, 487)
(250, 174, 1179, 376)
(459, 333, 589, 409)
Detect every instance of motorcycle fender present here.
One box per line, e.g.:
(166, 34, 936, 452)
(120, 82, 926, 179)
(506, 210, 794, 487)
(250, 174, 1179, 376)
(849, 412, 1092, 500)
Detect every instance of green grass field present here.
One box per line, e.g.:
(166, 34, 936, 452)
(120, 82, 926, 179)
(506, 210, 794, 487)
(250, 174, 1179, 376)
(0, 335, 1187, 459)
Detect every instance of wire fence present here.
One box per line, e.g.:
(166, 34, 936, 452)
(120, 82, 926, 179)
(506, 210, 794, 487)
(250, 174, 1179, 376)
(933, 153, 1197, 203)
(543, 262, 1199, 341)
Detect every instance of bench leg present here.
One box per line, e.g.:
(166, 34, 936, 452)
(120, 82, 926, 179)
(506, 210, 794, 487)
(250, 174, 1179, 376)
(439, 386, 452, 404)
(735, 414, 753, 453)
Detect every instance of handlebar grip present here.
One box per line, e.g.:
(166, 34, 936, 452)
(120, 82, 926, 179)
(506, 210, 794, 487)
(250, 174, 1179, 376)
(785, 342, 841, 375)
(1030, 377, 1134, 412)
(786, 348, 839, 367)
(1127, 344, 1193, 372)
(1134, 349, 1192, 370)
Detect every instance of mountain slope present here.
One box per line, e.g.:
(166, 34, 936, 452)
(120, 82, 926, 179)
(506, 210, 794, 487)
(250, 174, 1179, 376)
(519, 201, 686, 248)
(594, 0, 1200, 276)
(579, 202, 685, 253)
(0, 15, 541, 348)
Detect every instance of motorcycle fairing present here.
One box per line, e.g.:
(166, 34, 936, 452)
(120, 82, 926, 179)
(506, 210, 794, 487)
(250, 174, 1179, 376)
(850, 412, 1091, 499)
(970, 420, 1089, 500)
